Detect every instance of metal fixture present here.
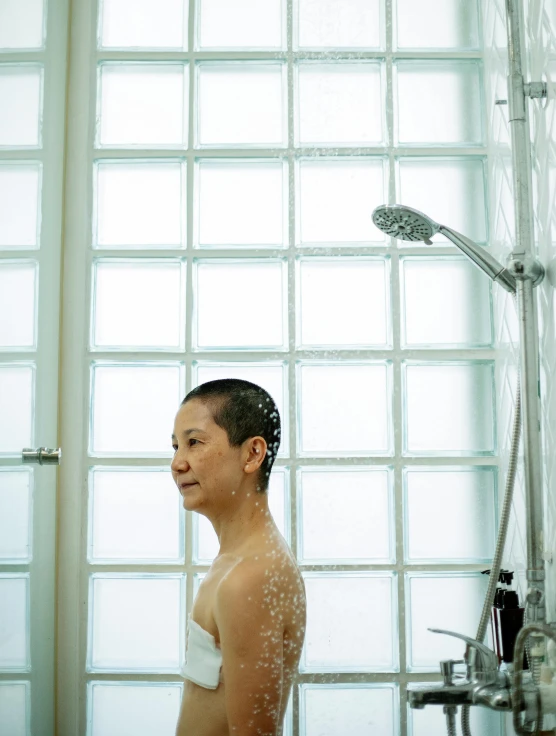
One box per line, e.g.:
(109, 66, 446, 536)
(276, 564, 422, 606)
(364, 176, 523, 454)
(494, 80, 547, 105)
(372, 202, 526, 721)
(524, 82, 548, 98)
(512, 623, 556, 735)
(372, 0, 553, 730)
(504, 0, 547, 664)
(409, 629, 511, 711)
(371, 202, 544, 732)
(440, 657, 464, 686)
(22, 447, 62, 465)
(372, 204, 521, 292)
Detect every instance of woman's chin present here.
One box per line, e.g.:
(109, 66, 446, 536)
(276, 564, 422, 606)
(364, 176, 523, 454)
(181, 492, 202, 510)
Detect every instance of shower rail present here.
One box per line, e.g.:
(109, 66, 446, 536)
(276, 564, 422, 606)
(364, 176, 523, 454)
(504, 0, 546, 638)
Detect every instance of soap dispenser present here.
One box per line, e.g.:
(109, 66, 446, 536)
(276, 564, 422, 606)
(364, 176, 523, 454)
(499, 571, 524, 664)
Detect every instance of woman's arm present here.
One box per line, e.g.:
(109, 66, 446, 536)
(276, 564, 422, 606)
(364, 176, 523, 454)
(215, 560, 285, 736)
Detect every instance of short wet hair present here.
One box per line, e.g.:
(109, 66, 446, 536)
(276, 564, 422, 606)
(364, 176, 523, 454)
(182, 378, 281, 492)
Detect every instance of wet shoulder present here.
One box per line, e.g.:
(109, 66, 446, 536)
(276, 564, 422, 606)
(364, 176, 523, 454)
(217, 544, 305, 616)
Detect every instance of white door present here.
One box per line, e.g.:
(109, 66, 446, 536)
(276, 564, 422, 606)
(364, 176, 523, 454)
(0, 1, 68, 734)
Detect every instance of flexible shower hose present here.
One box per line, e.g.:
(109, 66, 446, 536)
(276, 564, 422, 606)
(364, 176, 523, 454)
(445, 706, 458, 736)
(460, 372, 522, 736)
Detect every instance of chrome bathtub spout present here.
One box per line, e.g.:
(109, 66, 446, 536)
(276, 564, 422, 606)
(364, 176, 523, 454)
(409, 682, 473, 710)
(408, 629, 514, 713)
(409, 676, 514, 712)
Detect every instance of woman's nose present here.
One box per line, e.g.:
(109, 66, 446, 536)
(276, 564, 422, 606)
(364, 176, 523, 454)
(171, 451, 189, 473)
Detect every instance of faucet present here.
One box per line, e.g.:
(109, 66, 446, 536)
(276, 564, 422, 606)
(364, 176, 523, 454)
(408, 629, 513, 712)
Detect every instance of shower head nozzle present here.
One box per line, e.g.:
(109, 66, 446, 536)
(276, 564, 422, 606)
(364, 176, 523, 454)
(372, 204, 440, 244)
(372, 203, 517, 294)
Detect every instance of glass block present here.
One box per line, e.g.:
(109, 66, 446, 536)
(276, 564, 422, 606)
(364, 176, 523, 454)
(98, 0, 188, 49)
(0, 261, 37, 349)
(0, 470, 32, 562)
(396, 157, 487, 245)
(297, 258, 389, 347)
(403, 362, 495, 455)
(298, 468, 393, 563)
(0, 682, 30, 736)
(197, 63, 286, 147)
(0, 576, 29, 669)
(406, 573, 488, 671)
(408, 685, 502, 735)
(302, 573, 396, 671)
(90, 363, 183, 456)
(0, 0, 44, 49)
(404, 467, 496, 563)
(401, 257, 492, 348)
(395, 62, 483, 146)
(301, 684, 397, 736)
(89, 575, 184, 671)
(196, 160, 287, 247)
(88, 469, 183, 563)
(395, 0, 479, 50)
(0, 65, 42, 147)
(296, 63, 383, 146)
(92, 260, 185, 350)
(88, 682, 182, 736)
(0, 364, 34, 455)
(97, 64, 188, 147)
(194, 260, 286, 350)
(94, 161, 185, 248)
(297, 158, 386, 245)
(298, 363, 390, 456)
(296, 0, 382, 49)
(198, 0, 284, 49)
(195, 469, 287, 562)
(0, 163, 41, 249)
(193, 572, 204, 598)
(193, 361, 289, 456)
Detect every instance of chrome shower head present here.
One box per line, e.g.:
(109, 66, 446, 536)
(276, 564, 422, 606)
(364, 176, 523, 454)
(372, 204, 440, 245)
(372, 203, 517, 293)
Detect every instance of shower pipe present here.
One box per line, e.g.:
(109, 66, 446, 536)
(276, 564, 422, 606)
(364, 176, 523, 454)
(504, 0, 547, 666)
(471, 0, 549, 731)
(465, 0, 549, 731)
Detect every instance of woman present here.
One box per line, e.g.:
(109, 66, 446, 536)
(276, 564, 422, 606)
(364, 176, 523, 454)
(171, 378, 307, 736)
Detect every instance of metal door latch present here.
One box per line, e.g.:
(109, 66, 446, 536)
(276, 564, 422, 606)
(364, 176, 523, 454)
(22, 447, 62, 465)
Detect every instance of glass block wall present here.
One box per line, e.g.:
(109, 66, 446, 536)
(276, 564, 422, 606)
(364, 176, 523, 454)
(84, 1, 502, 735)
(484, 0, 556, 732)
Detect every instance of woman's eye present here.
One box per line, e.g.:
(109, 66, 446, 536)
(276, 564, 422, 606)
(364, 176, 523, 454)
(189, 438, 199, 446)
(172, 445, 178, 452)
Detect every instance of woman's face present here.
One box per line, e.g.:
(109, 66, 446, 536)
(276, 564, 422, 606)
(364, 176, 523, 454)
(171, 399, 245, 508)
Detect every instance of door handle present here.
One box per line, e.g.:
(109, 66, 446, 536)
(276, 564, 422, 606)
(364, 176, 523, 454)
(21, 447, 62, 465)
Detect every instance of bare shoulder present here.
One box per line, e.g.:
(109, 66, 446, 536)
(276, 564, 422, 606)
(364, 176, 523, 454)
(217, 541, 306, 624)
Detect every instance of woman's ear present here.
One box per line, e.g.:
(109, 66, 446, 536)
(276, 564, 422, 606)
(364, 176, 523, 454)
(243, 436, 267, 476)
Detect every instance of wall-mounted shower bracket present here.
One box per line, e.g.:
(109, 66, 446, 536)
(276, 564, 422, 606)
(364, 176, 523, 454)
(509, 77, 548, 122)
(500, 80, 548, 110)
(507, 254, 545, 287)
(524, 82, 548, 99)
(496, 81, 547, 107)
